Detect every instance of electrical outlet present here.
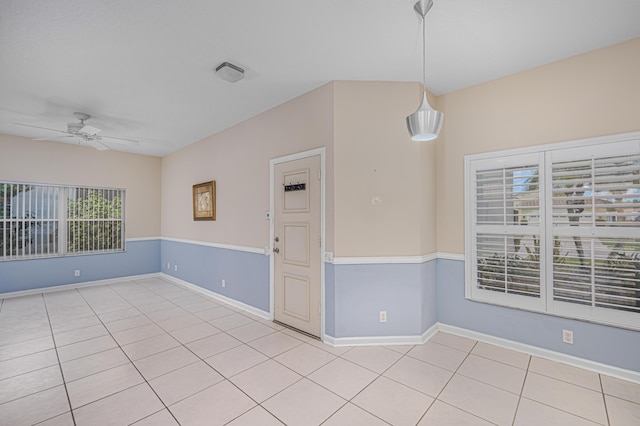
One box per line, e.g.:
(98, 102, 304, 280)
(324, 252, 334, 262)
(222, 279, 225, 288)
(562, 329, 574, 344)
(167, 262, 171, 269)
(174, 264, 178, 272)
(74, 269, 81, 277)
(379, 311, 387, 323)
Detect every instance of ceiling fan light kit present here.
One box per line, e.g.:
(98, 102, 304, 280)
(406, 0, 444, 142)
(215, 62, 245, 83)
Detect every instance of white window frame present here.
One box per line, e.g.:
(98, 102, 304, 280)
(465, 131, 640, 330)
(1, 181, 125, 260)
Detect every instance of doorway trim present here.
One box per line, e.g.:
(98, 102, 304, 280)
(269, 147, 326, 340)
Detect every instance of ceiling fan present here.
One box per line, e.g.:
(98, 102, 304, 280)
(15, 112, 140, 151)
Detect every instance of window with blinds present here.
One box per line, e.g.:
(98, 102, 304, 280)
(0, 182, 125, 260)
(0, 183, 59, 258)
(466, 136, 640, 329)
(550, 147, 640, 319)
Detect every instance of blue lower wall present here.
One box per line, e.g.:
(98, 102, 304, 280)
(161, 240, 269, 312)
(324, 263, 336, 336)
(4, 237, 638, 373)
(421, 260, 438, 332)
(331, 262, 437, 338)
(437, 258, 640, 372)
(0, 239, 161, 294)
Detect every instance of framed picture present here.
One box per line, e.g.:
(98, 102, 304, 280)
(193, 181, 216, 221)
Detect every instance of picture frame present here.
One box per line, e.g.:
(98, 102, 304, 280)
(193, 181, 216, 221)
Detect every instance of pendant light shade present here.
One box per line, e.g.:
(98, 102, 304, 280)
(406, 0, 443, 141)
(406, 91, 443, 141)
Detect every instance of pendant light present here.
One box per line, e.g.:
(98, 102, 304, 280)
(406, 0, 443, 141)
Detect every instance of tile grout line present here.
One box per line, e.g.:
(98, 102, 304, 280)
(600, 373, 611, 426)
(510, 352, 533, 426)
(41, 291, 78, 426)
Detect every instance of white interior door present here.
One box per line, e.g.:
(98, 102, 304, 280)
(273, 155, 321, 337)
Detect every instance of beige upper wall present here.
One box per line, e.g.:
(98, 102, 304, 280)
(161, 83, 335, 250)
(161, 80, 440, 257)
(0, 134, 161, 238)
(333, 81, 437, 257)
(436, 37, 640, 254)
(420, 132, 437, 256)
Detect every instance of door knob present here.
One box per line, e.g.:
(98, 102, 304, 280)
(274, 236, 279, 242)
(273, 247, 280, 253)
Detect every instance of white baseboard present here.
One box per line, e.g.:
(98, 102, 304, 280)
(421, 322, 440, 343)
(325, 334, 424, 347)
(324, 322, 639, 384)
(437, 323, 640, 385)
(160, 273, 271, 321)
(0, 273, 162, 299)
(326, 323, 439, 347)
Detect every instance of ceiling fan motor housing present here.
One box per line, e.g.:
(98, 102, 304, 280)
(68, 123, 83, 133)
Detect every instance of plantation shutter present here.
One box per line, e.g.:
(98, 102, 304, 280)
(466, 134, 640, 329)
(550, 141, 640, 315)
(469, 153, 545, 310)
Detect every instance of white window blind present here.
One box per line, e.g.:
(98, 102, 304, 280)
(67, 187, 124, 255)
(0, 183, 59, 258)
(0, 182, 125, 260)
(466, 136, 640, 329)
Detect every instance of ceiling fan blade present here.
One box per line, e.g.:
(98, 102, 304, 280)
(101, 135, 140, 146)
(33, 135, 75, 141)
(86, 139, 110, 151)
(14, 122, 70, 134)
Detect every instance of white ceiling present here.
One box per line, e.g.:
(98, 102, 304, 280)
(1, 0, 639, 157)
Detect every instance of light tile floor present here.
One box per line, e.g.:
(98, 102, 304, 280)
(1, 277, 639, 425)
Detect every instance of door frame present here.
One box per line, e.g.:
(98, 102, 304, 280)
(269, 147, 326, 340)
